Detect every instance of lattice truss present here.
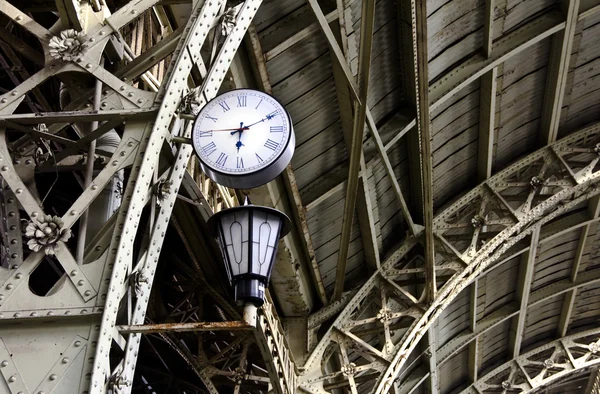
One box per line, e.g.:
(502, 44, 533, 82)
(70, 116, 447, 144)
(298, 127, 600, 394)
(0, 0, 301, 393)
(465, 328, 600, 393)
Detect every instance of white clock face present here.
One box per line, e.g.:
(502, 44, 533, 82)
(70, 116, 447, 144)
(192, 89, 292, 176)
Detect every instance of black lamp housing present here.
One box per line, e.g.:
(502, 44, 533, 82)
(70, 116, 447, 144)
(207, 198, 291, 306)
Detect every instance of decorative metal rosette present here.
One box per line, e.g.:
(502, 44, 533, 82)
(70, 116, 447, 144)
(25, 215, 72, 255)
(49, 29, 86, 62)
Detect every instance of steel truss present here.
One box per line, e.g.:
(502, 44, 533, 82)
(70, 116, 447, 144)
(462, 327, 600, 393)
(299, 124, 600, 393)
(0, 0, 300, 393)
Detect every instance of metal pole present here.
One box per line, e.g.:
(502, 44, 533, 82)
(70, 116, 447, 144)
(243, 303, 258, 328)
(76, 61, 103, 265)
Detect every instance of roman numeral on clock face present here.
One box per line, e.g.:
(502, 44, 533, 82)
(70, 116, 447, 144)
(237, 95, 247, 107)
(198, 131, 212, 138)
(237, 157, 244, 168)
(264, 139, 279, 151)
(205, 114, 217, 122)
(218, 101, 230, 112)
(202, 142, 217, 156)
(256, 153, 263, 163)
(216, 152, 228, 166)
(270, 126, 283, 133)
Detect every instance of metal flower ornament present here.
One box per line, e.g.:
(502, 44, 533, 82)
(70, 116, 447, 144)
(25, 215, 72, 255)
(48, 29, 86, 62)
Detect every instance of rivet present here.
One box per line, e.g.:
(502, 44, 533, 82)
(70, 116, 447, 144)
(13, 313, 20, 317)
(91, 184, 98, 190)
(84, 290, 91, 296)
(64, 311, 71, 315)
(6, 284, 13, 290)
(70, 210, 77, 215)
(78, 280, 85, 286)
(1, 360, 7, 367)
(1, 166, 6, 171)
(15, 189, 22, 194)
(62, 357, 69, 364)
(70, 270, 78, 276)
(49, 374, 57, 381)
(86, 64, 92, 69)
(47, 311, 54, 316)
(15, 273, 22, 279)
(31, 211, 37, 217)
(75, 341, 81, 347)
(30, 312, 37, 316)
(8, 375, 15, 382)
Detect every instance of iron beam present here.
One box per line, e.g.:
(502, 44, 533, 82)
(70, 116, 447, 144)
(118, 321, 253, 334)
(332, 0, 376, 301)
(539, 0, 580, 145)
(508, 226, 540, 358)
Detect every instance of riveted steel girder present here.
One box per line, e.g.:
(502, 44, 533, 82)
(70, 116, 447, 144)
(460, 327, 600, 393)
(299, 123, 600, 393)
(0, 0, 303, 392)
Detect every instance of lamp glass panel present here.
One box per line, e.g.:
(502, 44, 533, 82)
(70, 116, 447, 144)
(250, 211, 282, 277)
(220, 210, 249, 277)
(216, 229, 232, 282)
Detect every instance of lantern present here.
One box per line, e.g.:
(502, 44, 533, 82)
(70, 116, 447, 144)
(207, 197, 291, 306)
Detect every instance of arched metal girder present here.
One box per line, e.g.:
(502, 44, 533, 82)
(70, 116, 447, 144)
(391, 210, 600, 394)
(299, 124, 600, 393)
(459, 327, 600, 393)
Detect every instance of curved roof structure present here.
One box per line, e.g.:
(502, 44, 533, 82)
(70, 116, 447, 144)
(0, 0, 598, 393)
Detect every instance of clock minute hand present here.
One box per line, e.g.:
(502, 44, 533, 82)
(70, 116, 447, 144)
(244, 112, 278, 129)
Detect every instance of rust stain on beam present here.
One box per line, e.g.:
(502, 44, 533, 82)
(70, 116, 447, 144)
(117, 321, 253, 334)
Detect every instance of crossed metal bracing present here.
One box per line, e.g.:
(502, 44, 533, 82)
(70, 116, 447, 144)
(0, 0, 600, 393)
(0, 0, 301, 392)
